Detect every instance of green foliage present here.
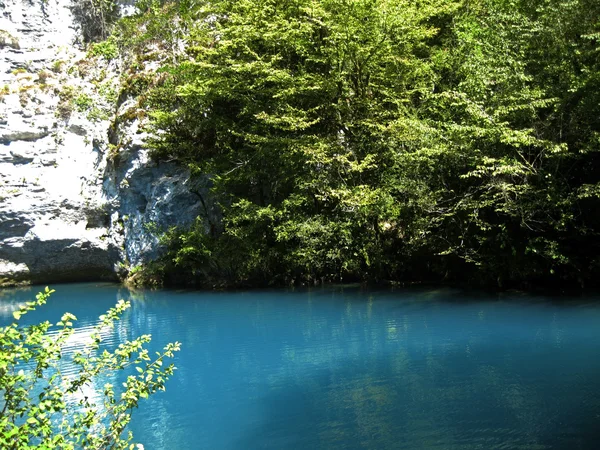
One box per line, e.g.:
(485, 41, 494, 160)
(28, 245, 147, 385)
(87, 105, 111, 121)
(97, 80, 119, 106)
(56, 85, 76, 119)
(65, 91, 110, 122)
(0, 287, 180, 449)
(50, 60, 66, 74)
(87, 39, 119, 60)
(74, 93, 94, 112)
(145, 0, 451, 285)
(420, 0, 600, 286)
(120, 0, 600, 289)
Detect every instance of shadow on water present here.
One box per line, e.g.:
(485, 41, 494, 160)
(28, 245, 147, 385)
(231, 354, 600, 450)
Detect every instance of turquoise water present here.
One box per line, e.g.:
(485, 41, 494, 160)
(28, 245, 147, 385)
(2, 283, 600, 449)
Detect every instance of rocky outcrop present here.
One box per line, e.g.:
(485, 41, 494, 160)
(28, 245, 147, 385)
(0, 0, 210, 286)
(102, 115, 219, 269)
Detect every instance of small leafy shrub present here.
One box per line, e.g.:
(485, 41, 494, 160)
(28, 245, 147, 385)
(0, 287, 180, 449)
(87, 105, 110, 121)
(121, 72, 154, 97)
(56, 85, 76, 119)
(56, 101, 74, 119)
(98, 80, 118, 106)
(75, 58, 95, 78)
(107, 143, 122, 164)
(74, 92, 94, 112)
(87, 39, 119, 60)
(50, 60, 66, 74)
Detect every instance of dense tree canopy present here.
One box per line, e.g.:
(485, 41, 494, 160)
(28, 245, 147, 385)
(112, 0, 600, 289)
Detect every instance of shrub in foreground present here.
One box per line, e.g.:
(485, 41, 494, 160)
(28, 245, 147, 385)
(0, 287, 180, 449)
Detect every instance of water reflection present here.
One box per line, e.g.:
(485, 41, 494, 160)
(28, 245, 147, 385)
(2, 284, 600, 449)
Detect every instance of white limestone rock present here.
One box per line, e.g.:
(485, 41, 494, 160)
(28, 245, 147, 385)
(0, 0, 214, 286)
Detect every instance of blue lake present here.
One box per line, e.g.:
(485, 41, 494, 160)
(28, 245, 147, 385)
(2, 283, 600, 449)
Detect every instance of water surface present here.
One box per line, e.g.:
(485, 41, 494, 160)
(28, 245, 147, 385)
(2, 283, 600, 449)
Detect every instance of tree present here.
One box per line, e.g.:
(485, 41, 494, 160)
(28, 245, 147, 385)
(419, 0, 600, 287)
(71, 0, 120, 43)
(125, 0, 599, 289)
(147, 0, 458, 285)
(0, 287, 180, 449)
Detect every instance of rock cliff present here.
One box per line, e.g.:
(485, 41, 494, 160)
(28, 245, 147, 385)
(0, 0, 209, 286)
